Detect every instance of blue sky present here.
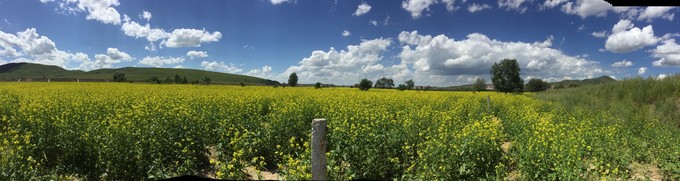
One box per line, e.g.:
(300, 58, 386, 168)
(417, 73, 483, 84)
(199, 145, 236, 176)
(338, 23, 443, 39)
(0, 0, 678, 86)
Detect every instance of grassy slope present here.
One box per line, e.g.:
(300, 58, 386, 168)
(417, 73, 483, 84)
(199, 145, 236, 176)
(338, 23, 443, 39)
(0, 63, 278, 85)
(534, 74, 680, 179)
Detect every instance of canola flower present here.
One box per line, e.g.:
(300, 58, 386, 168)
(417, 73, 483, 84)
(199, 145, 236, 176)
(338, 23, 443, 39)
(0, 82, 678, 180)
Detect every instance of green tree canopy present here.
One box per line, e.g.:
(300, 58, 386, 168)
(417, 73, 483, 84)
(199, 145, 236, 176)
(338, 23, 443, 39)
(525, 78, 550, 93)
(490, 59, 523, 93)
(288, 72, 298, 87)
(473, 78, 486, 92)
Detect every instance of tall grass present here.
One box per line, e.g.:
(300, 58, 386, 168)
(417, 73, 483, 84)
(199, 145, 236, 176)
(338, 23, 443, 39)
(535, 74, 680, 179)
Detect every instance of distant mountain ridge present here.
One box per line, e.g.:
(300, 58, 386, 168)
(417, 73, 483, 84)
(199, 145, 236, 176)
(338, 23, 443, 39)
(0, 62, 280, 85)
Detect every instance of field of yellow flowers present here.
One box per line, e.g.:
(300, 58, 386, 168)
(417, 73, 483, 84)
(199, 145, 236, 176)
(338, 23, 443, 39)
(1, 82, 678, 180)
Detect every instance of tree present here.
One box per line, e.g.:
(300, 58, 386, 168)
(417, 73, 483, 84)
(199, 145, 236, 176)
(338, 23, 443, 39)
(288, 72, 298, 87)
(182, 77, 188, 84)
(405, 79, 415, 90)
(473, 78, 486, 92)
(490, 59, 523, 93)
(314, 82, 322, 89)
(240, 81, 245, 87)
(203, 77, 211, 85)
(358, 78, 372, 91)
(149, 76, 161, 84)
(164, 77, 172, 84)
(113, 72, 127, 82)
(174, 74, 182, 84)
(374, 77, 394, 89)
(397, 84, 407, 91)
(525, 78, 550, 93)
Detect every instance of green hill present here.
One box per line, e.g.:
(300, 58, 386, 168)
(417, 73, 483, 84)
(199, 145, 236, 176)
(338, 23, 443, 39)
(550, 76, 616, 88)
(0, 62, 280, 85)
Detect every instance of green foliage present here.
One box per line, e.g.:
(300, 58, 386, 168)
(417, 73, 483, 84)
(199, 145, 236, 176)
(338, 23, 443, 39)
(314, 82, 322, 89)
(358, 79, 372, 91)
(149, 76, 161, 84)
(405, 79, 415, 90)
(113, 72, 126, 82)
(203, 77, 211, 85)
(374, 77, 395, 89)
(525, 78, 550, 93)
(288, 72, 298, 87)
(397, 84, 407, 91)
(490, 59, 523, 93)
(473, 78, 486, 92)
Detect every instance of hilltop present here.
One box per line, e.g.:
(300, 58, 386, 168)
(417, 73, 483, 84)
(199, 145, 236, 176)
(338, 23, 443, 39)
(0, 62, 280, 85)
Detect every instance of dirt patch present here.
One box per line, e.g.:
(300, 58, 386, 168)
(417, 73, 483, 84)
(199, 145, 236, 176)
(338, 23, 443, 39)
(507, 170, 521, 181)
(501, 142, 513, 153)
(629, 162, 663, 181)
(244, 166, 281, 180)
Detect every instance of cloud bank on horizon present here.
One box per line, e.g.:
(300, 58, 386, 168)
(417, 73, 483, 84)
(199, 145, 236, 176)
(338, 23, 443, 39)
(0, 0, 678, 86)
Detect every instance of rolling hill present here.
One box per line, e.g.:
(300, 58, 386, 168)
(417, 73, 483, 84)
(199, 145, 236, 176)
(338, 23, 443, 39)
(0, 62, 280, 85)
(438, 76, 616, 91)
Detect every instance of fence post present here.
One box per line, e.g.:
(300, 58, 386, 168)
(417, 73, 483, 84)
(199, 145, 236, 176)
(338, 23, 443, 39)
(486, 96, 491, 111)
(311, 118, 327, 180)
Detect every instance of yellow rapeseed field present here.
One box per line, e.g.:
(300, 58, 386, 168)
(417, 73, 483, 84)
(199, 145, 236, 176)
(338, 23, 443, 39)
(0, 82, 678, 180)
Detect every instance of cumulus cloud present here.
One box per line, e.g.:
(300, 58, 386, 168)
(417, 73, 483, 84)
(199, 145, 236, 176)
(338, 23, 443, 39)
(468, 3, 492, 13)
(187, 51, 208, 59)
(610, 60, 632, 67)
(0, 28, 76, 67)
(163, 29, 222, 48)
(398, 31, 606, 84)
(280, 38, 405, 85)
(245, 65, 275, 79)
(353, 2, 372, 16)
(605, 19, 658, 53)
(342, 30, 351, 37)
(77, 48, 133, 70)
(638, 67, 647, 75)
(41, 0, 122, 25)
(140, 11, 152, 22)
(544, 1, 675, 21)
(138, 56, 184, 67)
(591, 31, 607, 38)
(200, 61, 243, 73)
(402, 0, 437, 18)
(651, 39, 680, 67)
(120, 20, 170, 42)
(559, 0, 613, 18)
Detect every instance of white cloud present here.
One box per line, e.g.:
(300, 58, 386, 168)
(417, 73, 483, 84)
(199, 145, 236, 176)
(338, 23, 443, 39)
(280, 38, 399, 85)
(591, 31, 607, 38)
(138, 56, 184, 67)
(163, 28, 222, 47)
(638, 67, 647, 75)
(140, 11, 152, 22)
(605, 19, 659, 53)
(200, 61, 243, 73)
(245, 65, 275, 79)
(120, 20, 170, 42)
(638, 7, 675, 22)
(402, 0, 437, 18)
(651, 39, 680, 67)
(42, 0, 122, 25)
(353, 2, 372, 16)
(656, 74, 668, 80)
(77, 48, 132, 70)
(186, 51, 208, 59)
(342, 30, 351, 37)
(370, 20, 378, 26)
(559, 0, 613, 18)
(442, 0, 456, 11)
(542, 0, 567, 8)
(270, 0, 290, 5)
(397, 31, 606, 84)
(468, 3, 492, 13)
(610, 60, 632, 67)
(498, 0, 530, 13)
